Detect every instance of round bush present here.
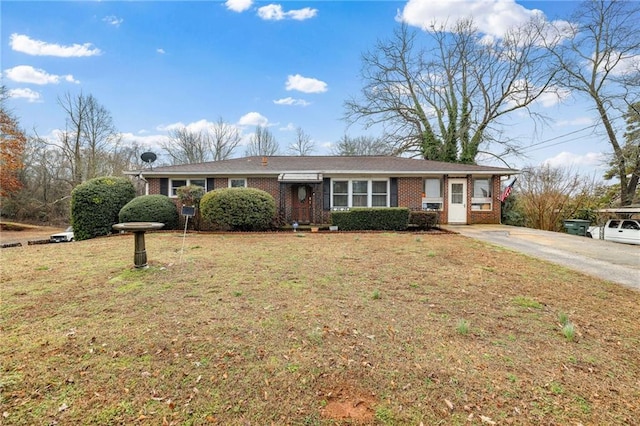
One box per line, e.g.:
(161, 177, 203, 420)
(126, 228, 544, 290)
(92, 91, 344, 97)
(71, 176, 136, 241)
(119, 195, 179, 230)
(200, 187, 276, 231)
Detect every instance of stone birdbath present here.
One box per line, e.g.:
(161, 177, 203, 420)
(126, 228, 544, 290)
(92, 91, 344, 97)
(112, 222, 164, 268)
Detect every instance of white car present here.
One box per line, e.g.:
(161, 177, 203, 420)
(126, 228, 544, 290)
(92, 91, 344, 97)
(588, 219, 640, 245)
(50, 226, 74, 243)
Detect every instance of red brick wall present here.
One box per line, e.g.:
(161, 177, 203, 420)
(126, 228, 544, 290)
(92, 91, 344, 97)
(146, 175, 503, 226)
(148, 178, 160, 195)
(398, 177, 423, 210)
(247, 177, 281, 204)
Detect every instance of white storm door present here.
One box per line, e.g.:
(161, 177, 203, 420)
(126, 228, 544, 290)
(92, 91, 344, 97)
(448, 179, 467, 224)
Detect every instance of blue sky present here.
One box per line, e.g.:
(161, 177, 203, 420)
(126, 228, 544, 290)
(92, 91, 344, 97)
(1, 0, 617, 176)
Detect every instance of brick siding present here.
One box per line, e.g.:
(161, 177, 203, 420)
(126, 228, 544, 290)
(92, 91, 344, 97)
(146, 175, 503, 226)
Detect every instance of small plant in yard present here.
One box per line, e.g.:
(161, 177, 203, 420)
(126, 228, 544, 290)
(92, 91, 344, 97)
(372, 289, 381, 300)
(549, 381, 564, 395)
(456, 319, 470, 335)
(562, 322, 576, 341)
(374, 406, 394, 424)
(427, 250, 436, 257)
(558, 311, 569, 326)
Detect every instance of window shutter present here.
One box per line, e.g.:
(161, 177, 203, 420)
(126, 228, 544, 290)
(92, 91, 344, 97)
(322, 178, 331, 210)
(160, 178, 168, 196)
(390, 178, 398, 207)
(206, 178, 215, 192)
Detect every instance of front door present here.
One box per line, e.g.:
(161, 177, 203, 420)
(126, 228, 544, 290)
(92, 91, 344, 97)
(292, 185, 312, 224)
(448, 179, 467, 224)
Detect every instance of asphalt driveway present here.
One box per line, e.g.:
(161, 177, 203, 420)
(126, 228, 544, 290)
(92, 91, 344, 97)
(442, 224, 640, 291)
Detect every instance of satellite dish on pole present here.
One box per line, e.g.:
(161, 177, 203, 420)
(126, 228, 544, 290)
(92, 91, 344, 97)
(141, 152, 157, 164)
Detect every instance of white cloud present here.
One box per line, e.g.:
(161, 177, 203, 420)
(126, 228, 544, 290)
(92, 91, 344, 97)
(226, 0, 253, 13)
(10, 33, 101, 57)
(286, 7, 318, 21)
(103, 15, 123, 27)
(257, 4, 318, 21)
(156, 122, 185, 132)
(8, 88, 42, 103)
(279, 123, 296, 131)
(4, 65, 79, 85)
(596, 51, 640, 77)
(238, 112, 269, 127)
(555, 117, 594, 127)
(285, 74, 327, 93)
(535, 88, 571, 108)
(505, 80, 570, 109)
(119, 132, 169, 150)
(542, 151, 607, 169)
(398, 0, 544, 38)
(157, 48, 166, 54)
(273, 97, 311, 106)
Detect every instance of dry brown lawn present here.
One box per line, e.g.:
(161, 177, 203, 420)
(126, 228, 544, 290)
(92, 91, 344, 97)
(1, 229, 639, 425)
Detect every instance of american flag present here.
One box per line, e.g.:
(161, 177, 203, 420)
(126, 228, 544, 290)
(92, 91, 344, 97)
(499, 177, 517, 203)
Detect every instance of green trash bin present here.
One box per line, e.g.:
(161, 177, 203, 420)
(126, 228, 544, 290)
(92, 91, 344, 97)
(563, 219, 591, 236)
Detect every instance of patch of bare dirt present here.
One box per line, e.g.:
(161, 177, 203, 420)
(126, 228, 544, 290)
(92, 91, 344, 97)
(318, 381, 377, 423)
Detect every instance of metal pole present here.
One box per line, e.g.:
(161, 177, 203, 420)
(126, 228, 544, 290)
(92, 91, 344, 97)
(180, 215, 189, 263)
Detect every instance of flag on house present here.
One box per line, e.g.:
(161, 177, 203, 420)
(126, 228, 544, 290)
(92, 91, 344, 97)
(499, 177, 517, 203)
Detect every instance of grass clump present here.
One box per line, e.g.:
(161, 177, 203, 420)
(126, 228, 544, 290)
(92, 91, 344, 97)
(562, 322, 577, 341)
(513, 295, 543, 309)
(456, 318, 470, 335)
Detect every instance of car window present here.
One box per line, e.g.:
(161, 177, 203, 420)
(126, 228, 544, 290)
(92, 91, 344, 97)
(608, 220, 620, 228)
(621, 220, 640, 230)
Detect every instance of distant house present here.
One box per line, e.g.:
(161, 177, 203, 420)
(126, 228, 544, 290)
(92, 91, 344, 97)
(126, 156, 518, 225)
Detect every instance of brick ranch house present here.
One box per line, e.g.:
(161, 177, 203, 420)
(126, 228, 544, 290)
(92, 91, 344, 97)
(127, 156, 518, 225)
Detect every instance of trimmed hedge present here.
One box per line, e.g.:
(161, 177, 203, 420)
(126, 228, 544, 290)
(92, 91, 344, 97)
(71, 176, 136, 241)
(200, 187, 276, 231)
(119, 195, 179, 230)
(408, 211, 438, 230)
(330, 208, 410, 231)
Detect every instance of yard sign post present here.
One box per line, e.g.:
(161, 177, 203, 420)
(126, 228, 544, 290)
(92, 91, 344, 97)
(180, 206, 195, 262)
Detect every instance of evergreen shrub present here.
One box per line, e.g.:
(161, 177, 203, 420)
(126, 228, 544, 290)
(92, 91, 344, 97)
(119, 195, 179, 230)
(71, 176, 135, 241)
(331, 208, 410, 231)
(408, 211, 438, 230)
(200, 188, 276, 231)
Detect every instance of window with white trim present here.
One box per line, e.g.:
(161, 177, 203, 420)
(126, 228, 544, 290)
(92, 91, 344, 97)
(331, 179, 389, 208)
(471, 178, 492, 211)
(229, 178, 246, 188)
(170, 178, 206, 197)
(422, 178, 443, 210)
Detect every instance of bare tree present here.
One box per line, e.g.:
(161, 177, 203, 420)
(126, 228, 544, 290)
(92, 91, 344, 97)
(517, 164, 595, 231)
(543, 0, 640, 206)
(8, 136, 73, 222)
(344, 20, 558, 163)
(245, 126, 279, 156)
(162, 127, 210, 165)
(206, 117, 241, 161)
(330, 134, 392, 156)
(56, 92, 119, 186)
(603, 102, 640, 204)
(287, 127, 315, 156)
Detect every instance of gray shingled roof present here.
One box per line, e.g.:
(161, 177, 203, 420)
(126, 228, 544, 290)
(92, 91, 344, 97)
(127, 156, 518, 176)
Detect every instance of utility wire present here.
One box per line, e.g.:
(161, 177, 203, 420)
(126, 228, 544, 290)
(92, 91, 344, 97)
(500, 113, 625, 159)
